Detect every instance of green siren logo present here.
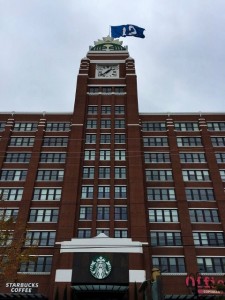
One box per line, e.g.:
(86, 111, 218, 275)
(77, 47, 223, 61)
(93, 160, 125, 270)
(90, 256, 112, 279)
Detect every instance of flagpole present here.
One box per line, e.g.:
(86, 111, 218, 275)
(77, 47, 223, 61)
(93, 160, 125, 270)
(109, 26, 111, 37)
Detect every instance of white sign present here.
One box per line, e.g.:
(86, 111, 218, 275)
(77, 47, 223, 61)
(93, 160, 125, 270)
(6, 282, 39, 293)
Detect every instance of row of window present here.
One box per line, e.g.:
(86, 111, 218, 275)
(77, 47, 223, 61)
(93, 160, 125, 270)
(79, 206, 127, 220)
(0, 188, 61, 201)
(87, 105, 125, 115)
(86, 119, 125, 129)
(143, 137, 225, 147)
(85, 134, 126, 144)
(83, 167, 126, 179)
(81, 186, 127, 199)
(0, 170, 64, 181)
(89, 87, 125, 94)
(8, 137, 68, 147)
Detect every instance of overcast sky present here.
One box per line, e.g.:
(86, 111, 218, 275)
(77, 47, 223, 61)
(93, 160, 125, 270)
(0, 0, 225, 114)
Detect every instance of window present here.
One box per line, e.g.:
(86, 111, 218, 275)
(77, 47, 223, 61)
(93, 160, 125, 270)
(149, 209, 179, 222)
(144, 153, 170, 163)
(96, 229, 110, 236)
(100, 119, 111, 129)
(9, 137, 35, 147)
(29, 209, 59, 222)
(147, 188, 176, 201)
(189, 209, 220, 223)
(102, 88, 112, 94)
(86, 119, 97, 129)
(197, 257, 225, 273)
(146, 170, 173, 181)
(20, 256, 52, 273)
(0, 170, 27, 181)
(83, 167, 95, 179)
(186, 189, 214, 201)
(114, 134, 126, 144)
(99, 167, 110, 179)
(211, 137, 225, 147)
(97, 206, 110, 220)
(114, 167, 126, 179)
(142, 122, 166, 131)
(46, 122, 70, 131)
(25, 231, 56, 246)
(0, 122, 6, 131)
(115, 106, 125, 115)
(114, 186, 127, 198)
(174, 122, 199, 131)
(180, 153, 206, 163)
(177, 137, 202, 147)
(152, 257, 185, 273)
(36, 170, 64, 181)
(77, 229, 91, 238)
(4, 153, 31, 163)
(84, 150, 96, 161)
(43, 137, 68, 147)
(193, 232, 225, 247)
(207, 122, 225, 131)
(215, 153, 225, 163)
(88, 105, 98, 114)
(81, 186, 94, 199)
(114, 207, 127, 220)
(150, 232, 182, 246)
(114, 229, 128, 238)
(39, 153, 66, 163)
(98, 186, 110, 199)
(89, 87, 99, 94)
(100, 134, 111, 144)
(0, 209, 18, 221)
(14, 122, 38, 131)
(114, 87, 124, 94)
(101, 106, 111, 114)
(79, 207, 92, 220)
(33, 188, 62, 200)
(0, 188, 23, 201)
(182, 170, 210, 181)
(99, 150, 110, 161)
(85, 134, 96, 144)
(115, 150, 126, 161)
(115, 119, 125, 129)
(143, 137, 168, 147)
(219, 170, 225, 181)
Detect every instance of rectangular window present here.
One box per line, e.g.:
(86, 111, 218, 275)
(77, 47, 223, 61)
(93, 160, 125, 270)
(152, 257, 185, 273)
(14, 122, 38, 131)
(99, 150, 110, 161)
(97, 206, 110, 220)
(79, 207, 92, 220)
(114, 186, 127, 199)
(189, 209, 219, 223)
(114, 229, 128, 238)
(193, 232, 225, 247)
(33, 188, 62, 200)
(211, 137, 225, 147)
(114, 134, 126, 144)
(182, 170, 210, 181)
(46, 122, 70, 131)
(115, 150, 126, 161)
(144, 153, 170, 163)
(0, 209, 18, 221)
(101, 105, 111, 114)
(179, 153, 206, 163)
(36, 170, 64, 181)
(220, 170, 225, 181)
(177, 137, 202, 147)
(86, 119, 97, 129)
(43, 137, 68, 147)
(0, 170, 27, 181)
(149, 209, 179, 222)
(114, 167, 126, 179)
(197, 257, 225, 273)
(146, 170, 173, 181)
(115, 106, 125, 115)
(88, 106, 98, 114)
(20, 256, 52, 273)
(114, 207, 127, 220)
(84, 150, 96, 161)
(142, 122, 166, 131)
(0, 188, 23, 201)
(100, 134, 111, 144)
(96, 229, 110, 236)
(89, 87, 99, 94)
(115, 119, 125, 129)
(150, 232, 182, 246)
(77, 229, 91, 238)
(143, 137, 168, 147)
(98, 186, 110, 199)
(9, 137, 35, 147)
(102, 88, 112, 94)
(83, 167, 95, 179)
(25, 231, 56, 246)
(0, 122, 6, 131)
(174, 122, 199, 131)
(147, 188, 176, 201)
(99, 167, 110, 179)
(4, 153, 31, 163)
(186, 188, 214, 201)
(100, 119, 111, 129)
(39, 153, 66, 163)
(85, 134, 96, 144)
(114, 87, 124, 94)
(81, 186, 94, 199)
(215, 153, 225, 163)
(29, 209, 58, 222)
(207, 122, 225, 131)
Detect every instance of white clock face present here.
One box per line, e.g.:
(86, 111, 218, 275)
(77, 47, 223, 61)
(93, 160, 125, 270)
(96, 64, 119, 78)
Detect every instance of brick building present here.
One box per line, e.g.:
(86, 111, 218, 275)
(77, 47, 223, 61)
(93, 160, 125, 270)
(0, 36, 225, 299)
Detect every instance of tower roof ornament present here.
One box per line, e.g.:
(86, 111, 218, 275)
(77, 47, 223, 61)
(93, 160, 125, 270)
(89, 36, 128, 51)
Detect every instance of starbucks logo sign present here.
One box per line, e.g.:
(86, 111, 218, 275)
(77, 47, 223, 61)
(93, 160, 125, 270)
(90, 256, 112, 279)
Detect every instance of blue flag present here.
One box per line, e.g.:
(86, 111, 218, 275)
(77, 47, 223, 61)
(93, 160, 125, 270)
(111, 24, 145, 39)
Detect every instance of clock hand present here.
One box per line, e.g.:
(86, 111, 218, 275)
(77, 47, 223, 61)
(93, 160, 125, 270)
(101, 67, 112, 75)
